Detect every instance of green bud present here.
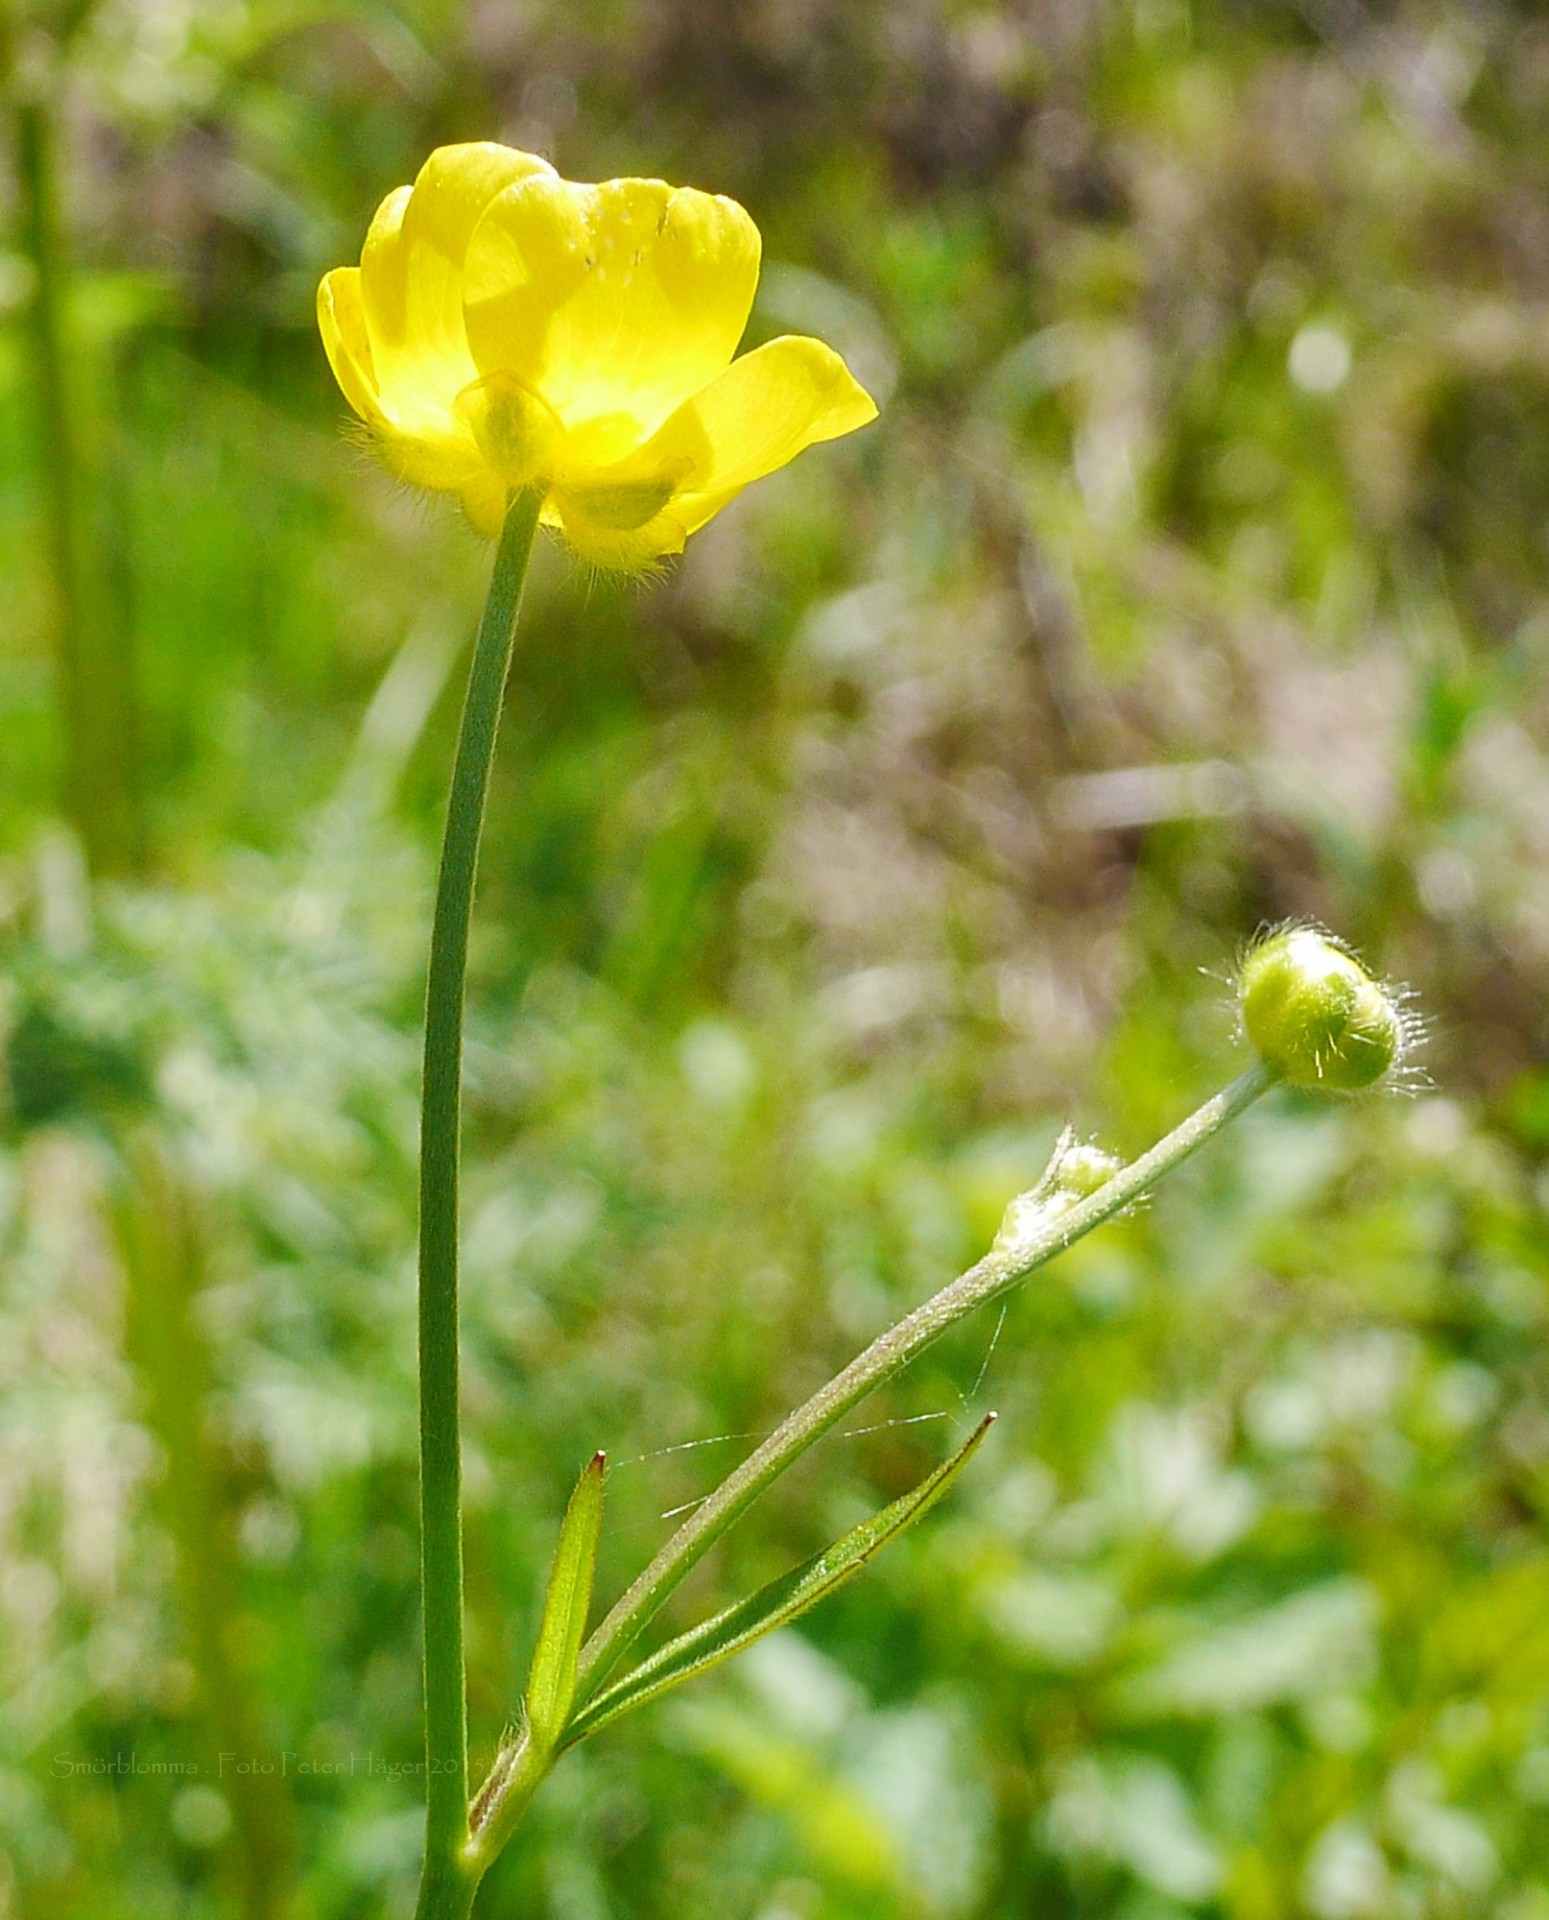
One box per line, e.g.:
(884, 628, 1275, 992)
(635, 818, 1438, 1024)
(1053, 1141, 1124, 1201)
(993, 1131, 1124, 1252)
(1238, 926, 1402, 1093)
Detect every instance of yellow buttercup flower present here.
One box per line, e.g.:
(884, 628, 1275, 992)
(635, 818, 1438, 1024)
(317, 143, 878, 567)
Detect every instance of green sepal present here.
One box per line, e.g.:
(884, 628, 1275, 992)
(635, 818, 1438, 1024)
(524, 1450, 607, 1753)
(560, 1414, 995, 1752)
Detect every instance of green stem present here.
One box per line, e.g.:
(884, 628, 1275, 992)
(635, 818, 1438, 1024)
(415, 490, 543, 1920)
(116, 1134, 296, 1920)
(574, 1061, 1275, 1699)
(15, 76, 140, 874)
(17, 88, 90, 856)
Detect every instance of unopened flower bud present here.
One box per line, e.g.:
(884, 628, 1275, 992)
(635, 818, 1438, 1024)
(1238, 926, 1403, 1093)
(1053, 1141, 1123, 1201)
(993, 1131, 1124, 1252)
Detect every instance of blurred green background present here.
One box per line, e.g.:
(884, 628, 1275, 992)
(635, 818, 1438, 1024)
(5, 1, 1549, 1915)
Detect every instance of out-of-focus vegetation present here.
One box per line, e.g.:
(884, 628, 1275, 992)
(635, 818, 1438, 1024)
(5, 1, 1549, 1915)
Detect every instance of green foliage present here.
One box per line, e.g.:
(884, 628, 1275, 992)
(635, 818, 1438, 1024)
(526, 1453, 607, 1756)
(564, 1415, 995, 1753)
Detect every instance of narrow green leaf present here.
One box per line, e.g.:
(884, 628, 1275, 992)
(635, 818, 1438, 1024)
(561, 1414, 994, 1751)
(525, 1450, 607, 1752)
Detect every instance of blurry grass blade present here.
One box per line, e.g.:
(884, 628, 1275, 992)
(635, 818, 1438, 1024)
(562, 1414, 994, 1750)
(525, 1452, 607, 1751)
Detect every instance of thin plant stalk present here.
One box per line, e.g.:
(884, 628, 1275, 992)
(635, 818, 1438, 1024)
(115, 1134, 297, 1920)
(15, 77, 139, 874)
(17, 87, 91, 858)
(416, 488, 544, 1920)
(574, 1062, 1275, 1697)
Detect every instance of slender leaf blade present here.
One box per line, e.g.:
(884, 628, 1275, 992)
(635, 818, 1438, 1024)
(561, 1414, 994, 1750)
(525, 1450, 607, 1752)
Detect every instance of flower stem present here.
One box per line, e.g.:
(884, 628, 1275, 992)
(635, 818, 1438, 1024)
(574, 1061, 1276, 1699)
(416, 489, 543, 1920)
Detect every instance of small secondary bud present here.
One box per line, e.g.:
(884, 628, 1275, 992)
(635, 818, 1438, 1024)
(993, 1130, 1124, 1252)
(1238, 926, 1403, 1093)
(1055, 1141, 1124, 1201)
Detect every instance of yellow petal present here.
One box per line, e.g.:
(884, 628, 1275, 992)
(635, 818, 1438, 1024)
(549, 335, 876, 566)
(655, 334, 878, 531)
(463, 174, 760, 446)
(359, 143, 554, 437)
(319, 256, 508, 529)
(317, 268, 383, 427)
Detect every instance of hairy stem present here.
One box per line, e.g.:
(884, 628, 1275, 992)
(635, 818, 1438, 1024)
(575, 1062, 1275, 1698)
(415, 490, 543, 1920)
